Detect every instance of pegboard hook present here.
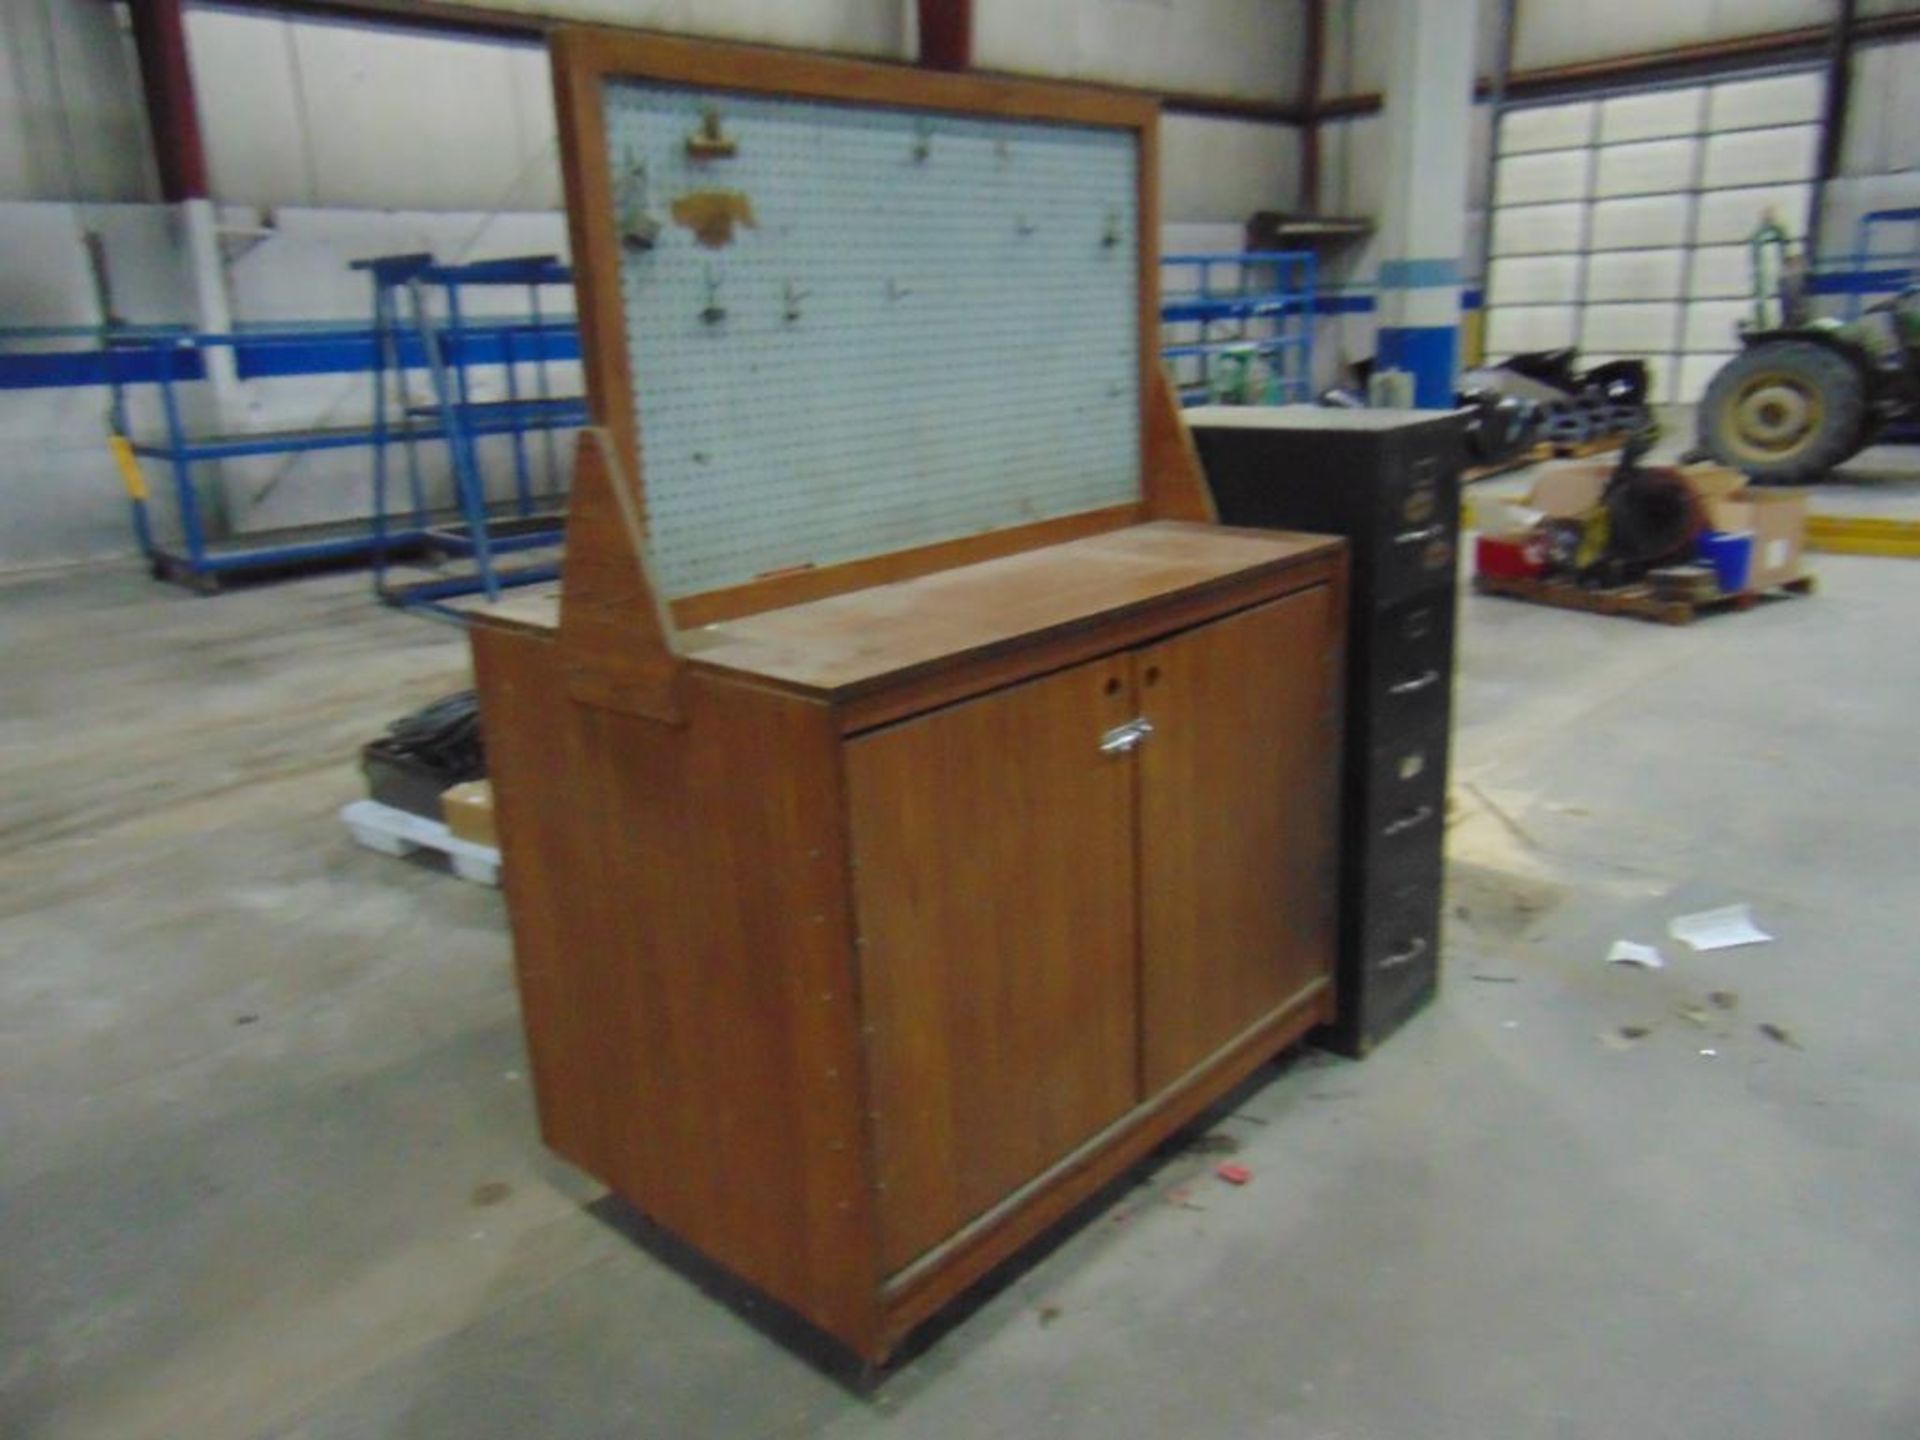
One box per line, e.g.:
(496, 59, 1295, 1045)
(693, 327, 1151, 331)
(701, 266, 727, 325)
(620, 152, 660, 252)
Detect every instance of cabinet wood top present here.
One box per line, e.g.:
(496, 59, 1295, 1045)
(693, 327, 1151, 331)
(678, 521, 1340, 697)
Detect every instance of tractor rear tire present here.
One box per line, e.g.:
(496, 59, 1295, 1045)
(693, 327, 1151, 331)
(1699, 340, 1867, 483)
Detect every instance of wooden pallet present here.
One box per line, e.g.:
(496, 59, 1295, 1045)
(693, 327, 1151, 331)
(1462, 444, 1549, 485)
(1473, 571, 1817, 626)
(1548, 430, 1629, 459)
(1461, 429, 1634, 484)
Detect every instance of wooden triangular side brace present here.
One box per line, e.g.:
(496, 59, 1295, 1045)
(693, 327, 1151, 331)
(557, 426, 687, 724)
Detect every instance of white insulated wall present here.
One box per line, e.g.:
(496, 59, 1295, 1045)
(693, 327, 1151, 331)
(0, 0, 154, 203)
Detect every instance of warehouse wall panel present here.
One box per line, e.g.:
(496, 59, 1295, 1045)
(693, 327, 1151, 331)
(1500, 101, 1596, 155)
(1687, 243, 1754, 298)
(295, 24, 533, 211)
(1581, 301, 1679, 353)
(1499, 151, 1590, 206)
(183, 4, 1304, 218)
(1597, 89, 1705, 145)
(1708, 71, 1824, 130)
(1162, 114, 1301, 222)
(1489, 254, 1582, 304)
(1676, 351, 1735, 402)
(1585, 250, 1686, 302)
(1700, 126, 1819, 189)
(977, 0, 1304, 103)
(1486, 305, 1577, 354)
(0, 0, 153, 202)
(1489, 201, 1588, 256)
(1594, 139, 1698, 199)
(1681, 299, 1750, 352)
(185, 8, 312, 208)
(385, 0, 904, 55)
(1481, 60, 1829, 395)
(1695, 183, 1811, 242)
(1839, 38, 1920, 179)
(1588, 194, 1693, 249)
(1510, 0, 1830, 72)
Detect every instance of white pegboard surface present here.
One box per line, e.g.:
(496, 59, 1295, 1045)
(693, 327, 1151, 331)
(603, 81, 1142, 599)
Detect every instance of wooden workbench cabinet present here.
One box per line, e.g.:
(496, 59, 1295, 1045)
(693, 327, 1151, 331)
(473, 522, 1346, 1362)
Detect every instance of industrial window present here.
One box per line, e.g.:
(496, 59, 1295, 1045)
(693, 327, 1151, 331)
(1484, 70, 1823, 404)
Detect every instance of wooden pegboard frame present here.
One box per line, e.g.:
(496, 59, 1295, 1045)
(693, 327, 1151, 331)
(547, 27, 1211, 721)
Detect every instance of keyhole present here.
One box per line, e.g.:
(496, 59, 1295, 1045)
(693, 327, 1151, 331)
(1104, 676, 1123, 697)
(1143, 665, 1161, 687)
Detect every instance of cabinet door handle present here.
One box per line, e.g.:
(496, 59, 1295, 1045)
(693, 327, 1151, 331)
(1099, 718, 1154, 755)
(1377, 936, 1428, 971)
(1389, 668, 1441, 696)
(1382, 803, 1434, 837)
(1393, 523, 1445, 546)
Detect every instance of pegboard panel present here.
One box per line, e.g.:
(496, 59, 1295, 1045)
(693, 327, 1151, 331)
(602, 80, 1142, 600)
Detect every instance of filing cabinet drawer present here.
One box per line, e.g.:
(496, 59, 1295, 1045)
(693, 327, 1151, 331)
(1357, 859, 1442, 982)
(1361, 722, 1449, 861)
(1369, 445, 1459, 609)
(1357, 595, 1456, 737)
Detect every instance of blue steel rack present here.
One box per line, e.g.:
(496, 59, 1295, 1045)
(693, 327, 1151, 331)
(357, 253, 584, 620)
(92, 265, 581, 600)
(1838, 207, 1920, 321)
(1160, 251, 1317, 407)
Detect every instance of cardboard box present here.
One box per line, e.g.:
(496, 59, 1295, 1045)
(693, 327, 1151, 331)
(1528, 461, 1748, 518)
(1525, 464, 1608, 519)
(1702, 487, 1807, 591)
(441, 780, 497, 849)
(1681, 464, 1746, 504)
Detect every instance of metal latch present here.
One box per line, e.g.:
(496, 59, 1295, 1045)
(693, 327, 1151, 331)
(1099, 718, 1154, 755)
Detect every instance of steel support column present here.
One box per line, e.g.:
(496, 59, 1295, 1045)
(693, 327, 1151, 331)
(1373, 0, 1476, 409)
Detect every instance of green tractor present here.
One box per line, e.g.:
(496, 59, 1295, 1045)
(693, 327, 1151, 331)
(1698, 216, 1920, 482)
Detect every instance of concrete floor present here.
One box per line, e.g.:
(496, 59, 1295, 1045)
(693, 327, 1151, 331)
(4, 535, 1918, 1439)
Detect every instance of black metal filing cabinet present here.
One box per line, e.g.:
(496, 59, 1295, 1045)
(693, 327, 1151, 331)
(1186, 405, 1463, 1056)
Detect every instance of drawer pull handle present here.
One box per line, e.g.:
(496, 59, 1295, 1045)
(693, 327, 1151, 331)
(1099, 718, 1154, 755)
(1393, 523, 1445, 546)
(1378, 936, 1429, 971)
(1389, 669, 1441, 696)
(1382, 803, 1434, 837)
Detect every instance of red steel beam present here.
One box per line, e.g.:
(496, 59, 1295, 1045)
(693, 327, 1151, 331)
(128, 0, 210, 200)
(916, 0, 972, 71)
(1299, 0, 1326, 211)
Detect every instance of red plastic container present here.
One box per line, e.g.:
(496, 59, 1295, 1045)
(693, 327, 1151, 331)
(1475, 532, 1545, 580)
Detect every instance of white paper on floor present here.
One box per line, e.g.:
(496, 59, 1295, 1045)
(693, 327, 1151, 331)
(1668, 903, 1773, 952)
(1607, 940, 1666, 969)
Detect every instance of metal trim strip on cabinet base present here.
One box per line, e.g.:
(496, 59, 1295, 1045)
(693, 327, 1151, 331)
(878, 976, 1334, 1351)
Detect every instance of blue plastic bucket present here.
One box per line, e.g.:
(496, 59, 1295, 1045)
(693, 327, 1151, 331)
(1701, 530, 1754, 594)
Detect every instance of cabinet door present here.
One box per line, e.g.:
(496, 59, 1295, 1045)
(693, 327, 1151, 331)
(848, 656, 1140, 1274)
(1137, 587, 1339, 1093)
